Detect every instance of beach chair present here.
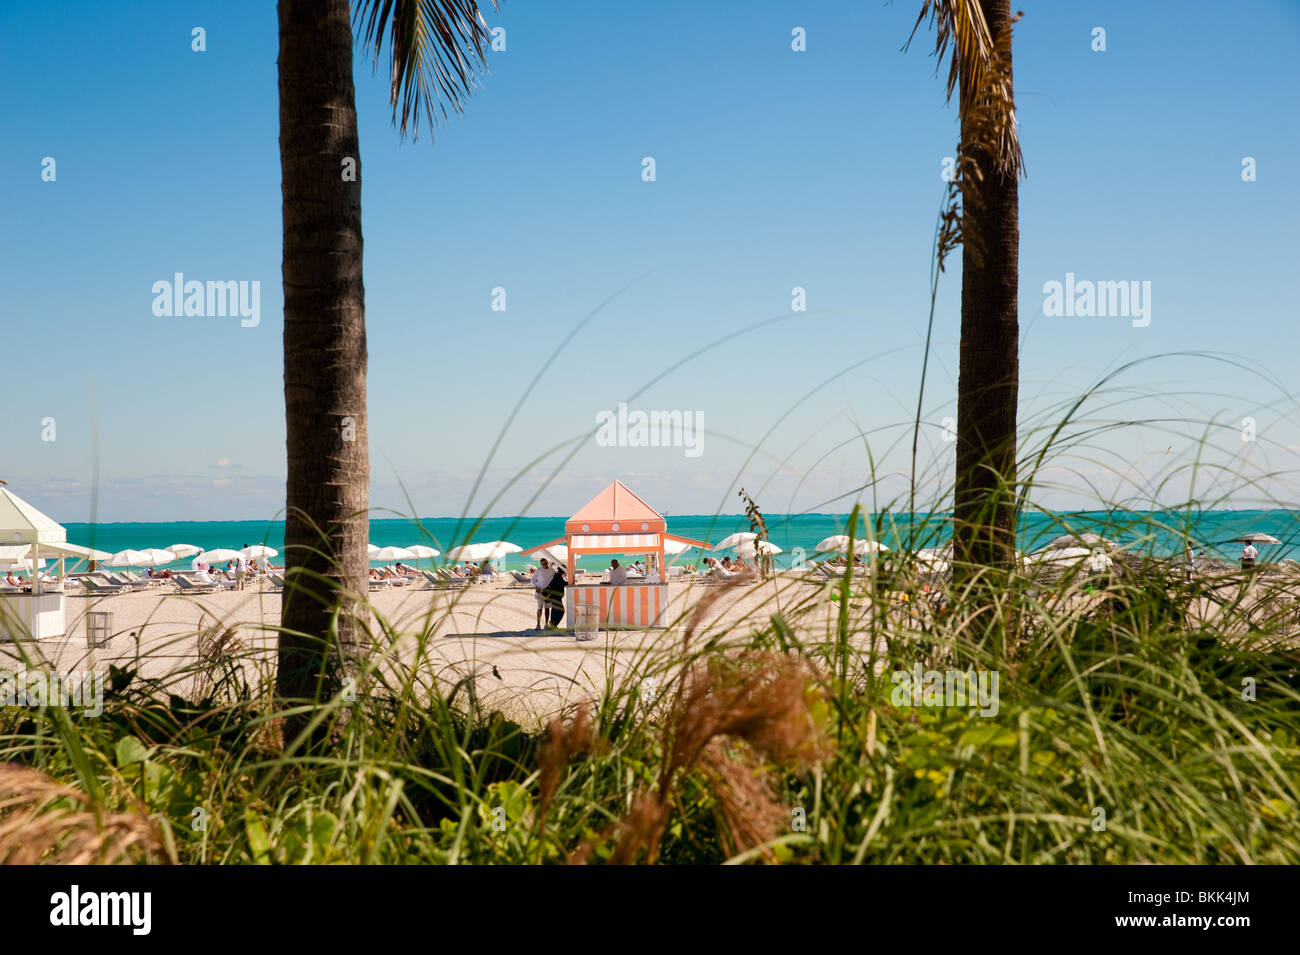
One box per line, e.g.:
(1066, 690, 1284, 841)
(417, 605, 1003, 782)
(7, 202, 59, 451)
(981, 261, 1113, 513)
(433, 568, 468, 589)
(267, 573, 287, 593)
(507, 570, 532, 589)
(174, 574, 220, 594)
(80, 576, 128, 596)
(121, 570, 164, 587)
(103, 572, 151, 591)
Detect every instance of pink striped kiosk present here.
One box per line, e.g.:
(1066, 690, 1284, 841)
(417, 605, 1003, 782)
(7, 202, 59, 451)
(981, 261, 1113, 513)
(525, 481, 707, 630)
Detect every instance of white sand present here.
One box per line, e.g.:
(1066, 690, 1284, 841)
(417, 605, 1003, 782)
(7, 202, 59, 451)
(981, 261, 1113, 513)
(5, 568, 1294, 725)
(1, 575, 840, 723)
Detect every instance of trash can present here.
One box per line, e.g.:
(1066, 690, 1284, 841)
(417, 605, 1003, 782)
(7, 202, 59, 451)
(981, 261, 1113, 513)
(87, 611, 112, 648)
(574, 604, 599, 642)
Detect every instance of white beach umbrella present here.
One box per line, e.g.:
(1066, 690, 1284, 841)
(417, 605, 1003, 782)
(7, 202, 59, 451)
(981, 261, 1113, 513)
(533, 544, 568, 565)
(404, 545, 440, 559)
(367, 543, 380, 556)
(371, 546, 414, 561)
(0, 556, 47, 570)
(241, 545, 278, 559)
(815, 535, 889, 555)
(814, 534, 852, 552)
(1025, 546, 1110, 570)
(713, 532, 757, 551)
(445, 543, 489, 562)
(662, 538, 696, 556)
(737, 540, 783, 556)
(1041, 532, 1117, 552)
(447, 541, 520, 562)
(198, 548, 243, 564)
(139, 548, 178, 565)
(166, 544, 202, 559)
(1233, 533, 1281, 545)
(106, 549, 154, 567)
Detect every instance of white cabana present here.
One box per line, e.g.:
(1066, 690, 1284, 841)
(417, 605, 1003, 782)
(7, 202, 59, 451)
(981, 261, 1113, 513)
(0, 488, 70, 640)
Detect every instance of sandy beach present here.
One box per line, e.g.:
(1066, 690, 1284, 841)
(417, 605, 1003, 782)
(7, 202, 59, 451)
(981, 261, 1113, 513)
(2, 574, 846, 722)
(7, 562, 1297, 726)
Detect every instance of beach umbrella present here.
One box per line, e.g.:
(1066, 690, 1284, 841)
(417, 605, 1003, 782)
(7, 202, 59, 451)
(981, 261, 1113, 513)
(662, 538, 696, 556)
(241, 545, 278, 559)
(106, 549, 154, 567)
(400, 544, 439, 568)
(447, 541, 521, 562)
(166, 544, 202, 559)
(713, 532, 757, 551)
(139, 548, 178, 565)
(0, 556, 46, 570)
(1233, 533, 1281, 545)
(370, 546, 414, 561)
(445, 544, 487, 562)
(367, 543, 380, 556)
(535, 544, 568, 565)
(1025, 546, 1111, 571)
(1041, 532, 1117, 552)
(737, 540, 783, 556)
(814, 535, 889, 555)
(197, 548, 242, 564)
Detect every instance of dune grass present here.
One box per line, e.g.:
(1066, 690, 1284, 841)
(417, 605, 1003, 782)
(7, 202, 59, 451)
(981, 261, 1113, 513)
(3, 493, 1299, 864)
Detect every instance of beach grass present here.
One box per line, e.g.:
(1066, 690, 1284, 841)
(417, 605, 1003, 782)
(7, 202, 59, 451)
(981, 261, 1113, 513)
(3, 502, 1299, 864)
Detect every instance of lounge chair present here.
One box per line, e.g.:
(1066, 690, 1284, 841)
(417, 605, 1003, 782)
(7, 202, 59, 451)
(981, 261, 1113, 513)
(174, 574, 221, 594)
(103, 572, 151, 590)
(507, 571, 532, 588)
(433, 569, 468, 589)
(80, 576, 128, 596)
(122, 570, 165, 587)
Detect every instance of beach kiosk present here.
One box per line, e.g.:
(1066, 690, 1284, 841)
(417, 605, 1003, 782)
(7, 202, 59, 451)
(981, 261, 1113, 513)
(0, 488, 71, 641)
(524, 481, 708, 630)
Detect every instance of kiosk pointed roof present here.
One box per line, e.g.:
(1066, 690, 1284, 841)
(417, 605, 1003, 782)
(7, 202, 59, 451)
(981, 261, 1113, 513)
(0, 487, 67, 545)
(566, 481, 664, 532)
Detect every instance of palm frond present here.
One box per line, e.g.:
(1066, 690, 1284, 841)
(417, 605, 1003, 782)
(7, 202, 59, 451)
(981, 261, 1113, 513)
(355, 0, 499, 141)
(908, 2, 1024, 272)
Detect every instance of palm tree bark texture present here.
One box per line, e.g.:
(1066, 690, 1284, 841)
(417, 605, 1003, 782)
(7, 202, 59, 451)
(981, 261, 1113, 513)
(953, 0, 1019, 574)
(276, 0, 371, 725)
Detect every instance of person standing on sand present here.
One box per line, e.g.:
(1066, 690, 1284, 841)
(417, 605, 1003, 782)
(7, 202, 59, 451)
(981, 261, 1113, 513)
(531, 558, 555, 630)
(1185, 540, 1197, 582)
(544, 564, 567, 628)
(236, 547, 248, 591)
(1241, 541, 1259, 570)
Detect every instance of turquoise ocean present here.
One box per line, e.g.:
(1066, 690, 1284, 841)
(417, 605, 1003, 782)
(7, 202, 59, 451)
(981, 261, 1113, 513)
(61, 510, 1300, 571)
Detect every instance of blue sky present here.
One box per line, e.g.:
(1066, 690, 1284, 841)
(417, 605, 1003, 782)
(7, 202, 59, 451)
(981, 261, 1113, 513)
(3, 0, 1298, 522)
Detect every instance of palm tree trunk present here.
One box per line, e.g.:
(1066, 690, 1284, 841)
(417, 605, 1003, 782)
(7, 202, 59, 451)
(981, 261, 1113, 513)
(276, 0, 370, 736)
(953, 0, 1019, 574)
